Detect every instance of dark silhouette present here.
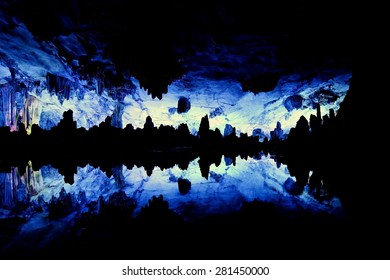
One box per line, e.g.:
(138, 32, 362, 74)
(178, 178, 191, 194)
(0, 110, 265, 183)
(177, 97, 191, 113)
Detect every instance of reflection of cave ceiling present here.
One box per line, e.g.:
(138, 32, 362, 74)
(0, 0, 354, 134)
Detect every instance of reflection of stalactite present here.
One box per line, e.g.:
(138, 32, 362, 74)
(111, 165, 126, 188)
(0, 164, 43, 209)
(23, 161, 43, 196)
(0, 172, 14, 209)
(132, 178, 146, 203)
(0, 168, 21, 209)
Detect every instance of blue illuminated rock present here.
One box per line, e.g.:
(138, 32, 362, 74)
(210, 107, 224, 118)
(110, 102, 124, 129)
(283, 95, 304, 112)
(282, 177, 303, 196)
(270, 121, 284, 141)
(224, 124, 236, 137)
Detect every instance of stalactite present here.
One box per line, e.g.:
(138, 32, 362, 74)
(0, 83, 13, 129)
(96, 77, 104, 95)
(0, 82, 41, 134)
(46, 72, 72, 103)
(110, 102, 124, 128)
(22, 95, 41, 134)
(0, 83, 27, 131)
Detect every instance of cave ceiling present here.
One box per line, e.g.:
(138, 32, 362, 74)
(0, 0, 354, 99)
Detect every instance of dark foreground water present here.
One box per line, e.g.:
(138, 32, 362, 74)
(0, 154, 359, 259)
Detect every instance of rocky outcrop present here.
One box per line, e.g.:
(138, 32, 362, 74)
(177, 97, 191, 113)
(224, 124, 236, 137)
(178, 178, 191, 194)
(283, 95, 303, 112)
(270, 121, 284, 141)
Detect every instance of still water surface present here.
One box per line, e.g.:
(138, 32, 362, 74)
(0, 154, 343, 221)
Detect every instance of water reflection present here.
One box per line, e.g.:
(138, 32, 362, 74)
(0, 153, 347, 259)
(0, 154, 343, 220)
(0, 162, 43, 213)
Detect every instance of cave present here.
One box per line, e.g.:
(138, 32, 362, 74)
(0, 0, 387, 261)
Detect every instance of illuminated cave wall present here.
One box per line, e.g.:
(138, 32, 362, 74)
(0, 12, 351, 137)
(0, 1, 360, 258)
(0, 72, 351, 137)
